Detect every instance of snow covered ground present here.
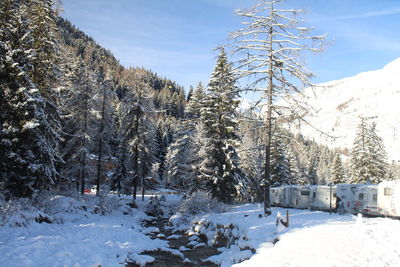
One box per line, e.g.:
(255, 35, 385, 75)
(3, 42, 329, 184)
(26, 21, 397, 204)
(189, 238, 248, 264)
(1, 195, 400, 267)
(187, 203, 400, 266)
(0, 193, 180, 267)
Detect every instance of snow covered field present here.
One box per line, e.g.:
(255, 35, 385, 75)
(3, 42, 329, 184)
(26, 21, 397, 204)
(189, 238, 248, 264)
(190, 204, 400, 267)
(0, 194, 180, 267)
(1, 195, 400, 267)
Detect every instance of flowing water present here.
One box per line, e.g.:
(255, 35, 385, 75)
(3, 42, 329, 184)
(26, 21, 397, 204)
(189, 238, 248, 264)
(128, 217, 220, 267)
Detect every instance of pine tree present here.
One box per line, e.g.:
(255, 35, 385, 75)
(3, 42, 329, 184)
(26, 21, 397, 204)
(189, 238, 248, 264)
(91, 69, 117, 196)
(163, 120, 197, 189)
(307, 144, 320, 185)
(1, 0, 63, 198)
(317, 147, 334, 185)
(349, 118, 389, 183)
(29, 0, 61, 96)
(230, 0, 325, 214)
(186, 85, 194, 102)
(154, 116, 175, 183)
(185, 82, 206, 119)
(270, 125, 290, 186)
(365, 122, 389, 183)
(238, 112, 264, 201)
(60, 62, 98, 194)
(331, 153, 345, 184)
(286, 143, 300, 184)
(195, 48, 243, 203)
(114, 69, 156, 199)
(349, 118, 370, 183)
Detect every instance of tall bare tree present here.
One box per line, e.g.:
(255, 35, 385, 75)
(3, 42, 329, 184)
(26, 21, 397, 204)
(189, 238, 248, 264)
(230, 0, 325, 215)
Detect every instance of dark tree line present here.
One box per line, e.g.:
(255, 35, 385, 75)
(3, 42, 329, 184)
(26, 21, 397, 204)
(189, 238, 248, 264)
(0, 1, 184, 200)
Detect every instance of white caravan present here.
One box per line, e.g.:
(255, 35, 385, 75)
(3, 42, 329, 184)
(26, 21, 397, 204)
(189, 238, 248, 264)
(354, 185, 379, 216)
(284, 185, 310, 209)
(335, 184, 362, 214)
(309, 185, 336, 211)
(270, 187, 285, 206)
(377, 180, 400, 217)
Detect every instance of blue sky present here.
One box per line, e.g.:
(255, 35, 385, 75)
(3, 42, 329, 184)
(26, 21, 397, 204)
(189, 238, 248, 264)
(62, 0, 400, 91)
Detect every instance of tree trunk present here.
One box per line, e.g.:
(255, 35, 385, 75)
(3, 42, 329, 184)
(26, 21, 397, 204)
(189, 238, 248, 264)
(96, 83, 107, 196)
(80, 86, 89, 195)
(141, 175, 145, 201)
(264, 2, 274, 216)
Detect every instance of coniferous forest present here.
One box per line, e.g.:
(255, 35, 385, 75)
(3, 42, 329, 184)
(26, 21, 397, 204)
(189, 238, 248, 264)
(2, 1, 400, 266)
(0, 0, 394, 204)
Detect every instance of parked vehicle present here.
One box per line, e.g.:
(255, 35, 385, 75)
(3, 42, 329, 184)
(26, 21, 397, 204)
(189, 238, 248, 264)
(354, 185, 379, 216)
(269, 181, 400, 218)
(377, 180, 400, 217)
(284, 185, 310, 209)
(309, 185, 336, 211)
(336, 184, 362, 214)
(270, 187, 285, 206)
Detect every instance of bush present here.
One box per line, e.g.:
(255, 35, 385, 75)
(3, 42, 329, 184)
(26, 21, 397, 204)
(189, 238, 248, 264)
(179, 191, 227, 215)
(0, 198, 52, 227)
(144, 196, 164, 217)
(43, 195, 86, 215)
(94, 195, 122, 215)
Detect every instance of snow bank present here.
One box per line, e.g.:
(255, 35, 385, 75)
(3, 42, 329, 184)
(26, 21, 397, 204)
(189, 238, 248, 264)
(235, 215, 400, 267)
(187, 203, 400, 267)
(0, 198, 52, 227)
(0, 194, 179, 267)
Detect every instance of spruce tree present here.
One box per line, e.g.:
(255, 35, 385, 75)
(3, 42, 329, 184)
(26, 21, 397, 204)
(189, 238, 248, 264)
(307, 144, 320, 185)
(93, 72, 116, 196)
(317, 147, 334, 185)
(349, 118, 370, 183)
(163, 120, 197, 189)
(61, 62, 98, 194)
(186, 82, 206, 119)
(286, 144, 300, 184)
(195, 48, 243, 203)
(270, 125, 290, 186)
(0, 0, 63, 197)
(331, 153, 345, 184)
(114, 69, 156, 199)
(238, 112, 264, 201)
(365, 122, 389, 183)
(349, 118, 389, 183)
(231, 0, 325, 214)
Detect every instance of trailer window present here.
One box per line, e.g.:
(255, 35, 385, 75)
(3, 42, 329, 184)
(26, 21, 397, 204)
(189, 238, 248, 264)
(358, 193, 364, 200)
(301, 191, 310, 196)
(312, 192, 316, 198)
(384, 188, 392, 196)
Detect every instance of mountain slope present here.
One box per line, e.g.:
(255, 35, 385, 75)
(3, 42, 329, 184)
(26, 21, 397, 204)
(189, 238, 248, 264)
(295, 57, 400, 162)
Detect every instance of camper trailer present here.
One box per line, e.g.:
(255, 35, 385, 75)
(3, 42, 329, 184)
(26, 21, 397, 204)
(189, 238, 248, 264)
(377, 180, 400, 217)
(309, 185, 336, 211)
(284, 185, 310, 209)
(354, 185, 379, 216)
(336, 184, 362, 214)
(270, 187, 285, 206)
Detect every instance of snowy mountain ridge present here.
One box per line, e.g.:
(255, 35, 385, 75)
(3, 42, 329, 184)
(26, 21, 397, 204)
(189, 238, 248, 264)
(293, 57, 400, 162)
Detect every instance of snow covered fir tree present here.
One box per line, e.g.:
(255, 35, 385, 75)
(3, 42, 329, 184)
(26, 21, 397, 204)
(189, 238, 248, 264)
(193, 48, 243, 203)
(1, 0, 400, 266)
(349, 118, 390, 184)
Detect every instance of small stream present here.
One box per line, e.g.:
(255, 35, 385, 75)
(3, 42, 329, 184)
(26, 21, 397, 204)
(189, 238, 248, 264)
(128, 216, 220, 266)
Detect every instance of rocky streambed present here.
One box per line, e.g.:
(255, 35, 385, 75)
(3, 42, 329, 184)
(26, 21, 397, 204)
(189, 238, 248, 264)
(127, 196, 255, 266)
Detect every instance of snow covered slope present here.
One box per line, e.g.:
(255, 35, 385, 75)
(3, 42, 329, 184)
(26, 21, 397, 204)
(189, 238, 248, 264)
(294, 57, 400, 161)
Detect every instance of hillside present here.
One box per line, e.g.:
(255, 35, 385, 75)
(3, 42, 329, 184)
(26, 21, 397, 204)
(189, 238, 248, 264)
(294, 58, 400, 162)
